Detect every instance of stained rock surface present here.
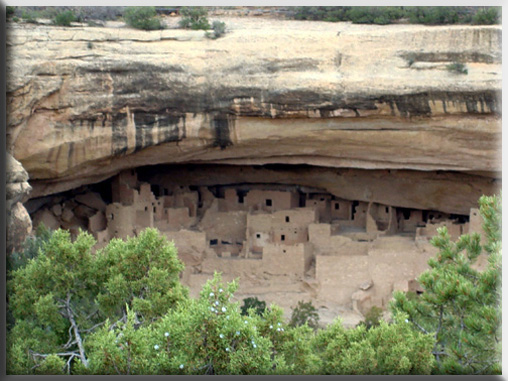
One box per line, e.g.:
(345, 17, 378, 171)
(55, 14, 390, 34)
(6, 18, 502, 213)
(6, 154, 33, 255)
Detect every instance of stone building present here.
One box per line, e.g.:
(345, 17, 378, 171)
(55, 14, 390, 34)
(29, 168, 476, 317)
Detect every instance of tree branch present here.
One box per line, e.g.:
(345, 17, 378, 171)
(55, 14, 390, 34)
(410, 319, 429, 335)
(80, 320, 106, 334)
(31, 351, 80, 358)
(65, 292, 89, 368)
(433, 305, 444, 364)
(62, 325, 75, 349)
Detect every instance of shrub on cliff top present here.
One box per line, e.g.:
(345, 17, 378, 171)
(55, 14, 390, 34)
(292, 6, 499, 25)
(472, 7, 501, 25)
(123, 6, 164, 30)
(205, 20, 227, 39)
(446, 62, 468, 75)
(53, 10, 76, 26)
(179, 7, 211, 30)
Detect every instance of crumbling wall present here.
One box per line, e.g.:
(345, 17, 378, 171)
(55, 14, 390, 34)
(398, 209, 424, 232)
(468, 207, 484, 238)
(201, 255, 263, 276)
(220, 188, 246, 212)
(262, 243, 313, 276)
(352, 201, 369, 226)
(112, 169, 138, 205)
(246, 208, 317, 253)
(163, 229, 209, 266)
(88, 211, 106, 235)
(330, 199, 352, 220)
(305, 194, 331, 222)
(316, 254, 370, 305)
(157, 207, 193, 230)
(416, 220, 464, 241)
(367, 237, 422, 307)
(309, 223, 351, 255)
(244, 189, 299, 212)
(366, 203, 397, 235)
(106, 203, 136, 239)
(200, 210, 247, 242)
(199, 186, 216, 212)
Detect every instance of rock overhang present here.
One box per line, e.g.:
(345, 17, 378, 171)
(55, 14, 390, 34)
(6, 20, 502, 215)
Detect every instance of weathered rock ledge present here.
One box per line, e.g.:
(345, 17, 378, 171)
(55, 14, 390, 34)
(6, 19, 502, 214)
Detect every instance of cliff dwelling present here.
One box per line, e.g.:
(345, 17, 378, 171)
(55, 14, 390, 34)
(24, 163, 490, 324)
(6, 14, 501, 326)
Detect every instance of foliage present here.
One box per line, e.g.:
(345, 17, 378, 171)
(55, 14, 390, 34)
(289, 300, 320, 330)
(292, 6, 499, 25)
(446, 62, 468, 75)
(406, 6, 460, 25)
(8, 193, 500, 375)
(240, 296, 266, 316)
(357, 306, 384, 330)
(53, 10, 76, 26)
(7, 223, 53, 274)
(7, 228, 186, 374)
(472, 7, 501, 25)
(179, 7, 210, 30)
(94, 228, 187, 322)
(74, 6, 124, 21)
(405, 54, 416, 67)
(78, 274, 435, 375)
(312, 313, 435, 374)
(123, 7, 163, 31)
(293, 6, 352, 22)
(346, 7, 405, 25)
(21, 9, 38, 23)
(13, 6, 124, 22)
(8, 258, 437, 374)
(85, 274, 276, 375)
(205, 20, 227, 39)
(391, 195, 502, 374)
(7, 6, 16, 19)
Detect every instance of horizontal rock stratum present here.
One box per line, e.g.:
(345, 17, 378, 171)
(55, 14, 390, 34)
(6, 19, 501, 214)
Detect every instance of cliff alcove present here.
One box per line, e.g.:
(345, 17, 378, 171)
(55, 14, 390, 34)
(24, 161, 491, 325)
(7, 15, 501, 324)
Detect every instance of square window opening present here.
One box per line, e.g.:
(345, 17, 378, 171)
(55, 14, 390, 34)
(266, 199, 272, 207)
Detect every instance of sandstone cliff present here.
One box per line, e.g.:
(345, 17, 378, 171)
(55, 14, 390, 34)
(6, 154, 33, 255)
(6, 18, 501, 214)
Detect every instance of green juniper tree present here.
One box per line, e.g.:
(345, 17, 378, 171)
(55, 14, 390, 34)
(391, 194, 501, 374)
(311, 313, 435, 374)
(84, 273, 278, 375)
(7, 228, 186, 374)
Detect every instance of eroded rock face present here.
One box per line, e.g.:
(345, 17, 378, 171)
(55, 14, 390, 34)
(6, 20, 502, 214)
(6, 154, 33, 255)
